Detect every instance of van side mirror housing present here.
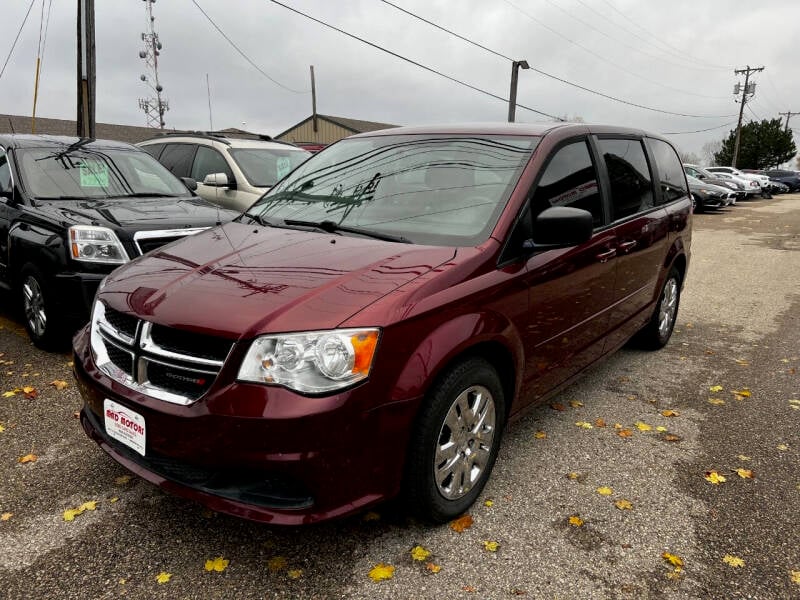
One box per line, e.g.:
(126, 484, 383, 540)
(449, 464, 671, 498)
(524, 206, 593, 251)
(180, 177, 198, 192)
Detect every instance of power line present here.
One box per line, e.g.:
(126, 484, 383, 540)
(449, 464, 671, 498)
(191, 0, 308, 94)
(596, 0, 731, 70)
(536, 0, 724, 73)
(661, 121, 736, 135)
(496, 0, 728, 100)
(264, 0, 562, 120)
(374, 0, 735, 118)
(0, 0, 37, 82)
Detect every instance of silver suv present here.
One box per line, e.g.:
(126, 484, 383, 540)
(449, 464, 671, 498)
(139, 133, 311, 211)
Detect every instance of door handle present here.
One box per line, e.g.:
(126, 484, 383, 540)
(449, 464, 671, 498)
(596, 248, 617, 263)
(618, 240, 637, 253)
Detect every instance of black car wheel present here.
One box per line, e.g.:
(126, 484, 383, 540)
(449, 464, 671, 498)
(19, 263, 63, 350)
(404, 357, 506, 523)
(636, 266, 682, 350)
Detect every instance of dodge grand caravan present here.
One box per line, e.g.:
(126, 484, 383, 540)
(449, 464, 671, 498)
(73, 123, 692, 525)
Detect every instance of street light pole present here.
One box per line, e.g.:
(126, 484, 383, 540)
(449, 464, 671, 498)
(508, 60, 529, 123)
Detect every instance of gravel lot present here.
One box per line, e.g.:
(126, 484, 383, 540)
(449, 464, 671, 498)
(0, 194, 798, 600)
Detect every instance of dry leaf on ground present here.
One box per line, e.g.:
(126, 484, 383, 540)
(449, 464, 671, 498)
(50, 380, 69, 390)
(1, 512, 12, 521)
(722, 554, 745, 568)
(704, 470, 726, 484)
(534, 431, 546, 439)
(735, 468, 754, 479)
(596, 486, 613, 496)
(662, 552, 684, 568)
(575, 421, 593, 429)
(709, 385, 723, 392)
(615, 499, 633, 510)
(661, 410, 679, 417)
(410, 546, 431, 561)
(425, 562, 441, 573)
(450, 514, 474, 532)
(368, 563, 395, 582)
(568, 515, 584, 527)
(204, 556, 229, 572)
(483, 540, 500, 552)
(287, 569, 303, 579)
(155, 572, 172, 584)
(18, 454, 37, 464)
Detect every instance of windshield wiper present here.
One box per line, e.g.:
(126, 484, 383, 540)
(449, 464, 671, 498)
(283, 219, 410, 244)
(242, 212, 274, 228)
(108, 192, 184, 198)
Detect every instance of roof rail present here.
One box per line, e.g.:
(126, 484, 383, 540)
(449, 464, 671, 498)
(148, 131, 232, 145)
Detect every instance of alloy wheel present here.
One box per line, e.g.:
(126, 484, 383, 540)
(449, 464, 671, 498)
(658, 277, 678, 339)
(434, 385, 496, 500)
(22, 276, 46, 339)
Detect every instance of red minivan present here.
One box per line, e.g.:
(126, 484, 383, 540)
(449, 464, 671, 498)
(73, 123, 691, 525)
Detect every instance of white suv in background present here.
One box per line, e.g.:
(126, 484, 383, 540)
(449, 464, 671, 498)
(139, 133, 311, 211)
(705, 166, 770, 198)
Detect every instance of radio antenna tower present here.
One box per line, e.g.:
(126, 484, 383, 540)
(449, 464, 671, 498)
(137, 0, 168, 129)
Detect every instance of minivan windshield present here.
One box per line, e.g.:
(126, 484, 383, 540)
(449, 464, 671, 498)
(246, 134, 539, 246)
(229, 148, 310, 187)
(16, 145, 189, 199)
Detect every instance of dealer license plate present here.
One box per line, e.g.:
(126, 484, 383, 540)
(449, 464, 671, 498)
(103, 399, 146, 456)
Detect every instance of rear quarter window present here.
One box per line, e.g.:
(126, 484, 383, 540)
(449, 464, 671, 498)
(648, 138, 688, 205)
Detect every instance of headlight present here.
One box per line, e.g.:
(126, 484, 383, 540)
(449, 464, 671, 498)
(69, 225, 129, 264)
(237, 328, 380, 394)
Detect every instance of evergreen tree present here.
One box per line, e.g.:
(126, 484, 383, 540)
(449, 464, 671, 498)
(713, 119, 796, 168)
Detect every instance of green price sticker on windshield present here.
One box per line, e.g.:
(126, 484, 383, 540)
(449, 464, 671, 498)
(80, 160, 109, 187)
(276, 156, 292, 181)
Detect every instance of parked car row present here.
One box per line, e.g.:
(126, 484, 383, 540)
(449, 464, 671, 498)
(683, 163, 799, 212)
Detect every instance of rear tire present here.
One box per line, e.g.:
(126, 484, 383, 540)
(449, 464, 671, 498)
(635, 266, 682, 350)
(19, 264, 64, 351)
(404, 358, 506, 523)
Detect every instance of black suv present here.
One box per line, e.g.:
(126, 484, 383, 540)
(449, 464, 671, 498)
(0, 135, 237, 349)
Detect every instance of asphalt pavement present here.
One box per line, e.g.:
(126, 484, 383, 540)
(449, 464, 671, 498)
(0, 194, 798, 600)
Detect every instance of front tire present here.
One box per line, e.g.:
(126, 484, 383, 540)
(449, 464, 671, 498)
(19, 264, 63, 350)
(636, 266, 682, 350)
(404, 358, 506, 523)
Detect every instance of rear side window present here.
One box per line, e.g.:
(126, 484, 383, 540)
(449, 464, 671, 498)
(649, 138, 688, 204)
(597, 138, 653, 221)
(140, 143, 165, 160)
(158, 144, 196, 177)
(191, 146, 232, 183)
(531, 141, 603, 228)
(0, 151, 10, 193)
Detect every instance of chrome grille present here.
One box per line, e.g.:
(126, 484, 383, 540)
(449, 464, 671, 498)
(90, 301, 233, 405)
(133, 227, 209, 257)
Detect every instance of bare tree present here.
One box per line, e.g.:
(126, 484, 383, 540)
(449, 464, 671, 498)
(678, 149, 701, 165)
(701, 140, 722, 166)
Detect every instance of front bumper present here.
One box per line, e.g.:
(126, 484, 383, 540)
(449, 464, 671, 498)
(54, 272, 106, 321)
(72, 326, 421, 524)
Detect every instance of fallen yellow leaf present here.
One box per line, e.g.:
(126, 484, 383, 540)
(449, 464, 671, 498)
(635, 422, 652, 432)
(575, 421, 593, 429)
(662, 552, 684, 568)
(114, 475, 132, 485)
(155, 572, 172, 584)
(791, 570, 800, 585)
(267, 556, 287, 571)
(50, 380, 69, 390)
(777, 444, 790, 451)
(735, 468, 754, 479)
(287, 569, 303, 579)
(2, 390, 17, 398)
(362, 511, 381, 522)
(18, 454, 37, 464)
(615, 499, 633, 510)
(204, 556, 229, 572)
(425, 562, 442, 573)
(1, 512, 12, 521)
(656, 426, 668, 432)
(108, 497, 119, 503)
(660, 410, 679, 417)
(737, 455, 751, 461)
(449, 514, 474, 532)
(732, 389, 751, 398)
(596, 486, 613, 496)
(63, 508, 82, 522)
(484, 499, 494, 507)
(735, 359, 749, 366)
(78, 501, 97, 511)
(483, 540, 500, 552)
(410, 546, 431, 561)
(709, 385, 723, 393)
(722, 554, 745, 568)
(594, 418, 606, 428)
(568, 515, 584, 527)
(704, 470, 726, 484)
(534, 431, 546, 439)
(569, 400, 584, 408)
(0, 424, 5, 433)
(566, 472, 580, 480)
(708, 398, 726, 405)
(368, 563, 395, 582)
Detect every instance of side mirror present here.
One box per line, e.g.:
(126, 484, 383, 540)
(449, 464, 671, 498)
(524, 206, 593, 251)
(202, 172, 230, 188)
(698, 174, 706, 179)
(180, 177, 198, 192)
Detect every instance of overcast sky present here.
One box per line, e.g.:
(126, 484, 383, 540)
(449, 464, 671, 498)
(2, 0, 798, 160)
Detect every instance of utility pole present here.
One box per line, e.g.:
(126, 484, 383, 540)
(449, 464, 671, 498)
(507, 60, 529, 123)
(76, 0, 96, 138)
(731, 65, 764, 168)
(778, 111, 797, 133)
(310, 65, 318, 137)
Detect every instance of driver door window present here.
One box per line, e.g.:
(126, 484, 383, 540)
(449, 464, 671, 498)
(191, 147, 232, 184)
(0, 151, 11, 194)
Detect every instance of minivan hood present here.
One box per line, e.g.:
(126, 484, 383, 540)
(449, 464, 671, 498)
(102, 221, 456, 338)
(33, 196, 232, 229)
